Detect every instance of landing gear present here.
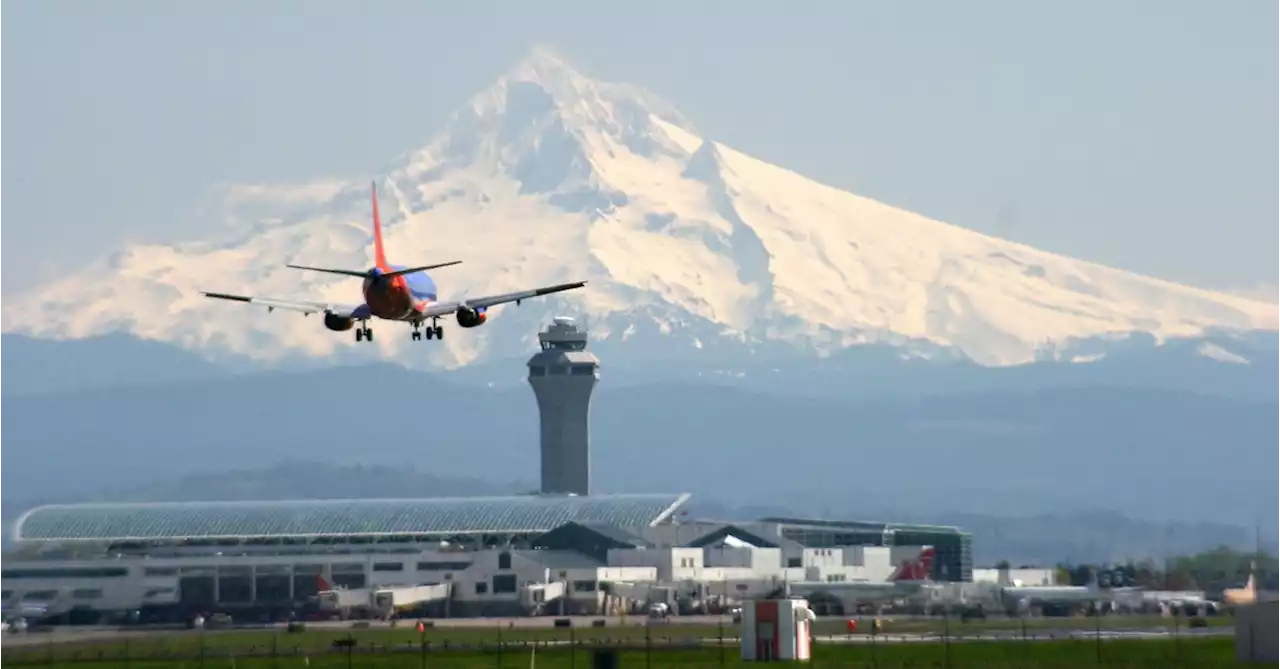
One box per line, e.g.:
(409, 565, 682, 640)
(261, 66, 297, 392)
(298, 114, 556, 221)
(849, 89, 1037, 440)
(355, 326, 374, 343)
(410, 320, 445, 341)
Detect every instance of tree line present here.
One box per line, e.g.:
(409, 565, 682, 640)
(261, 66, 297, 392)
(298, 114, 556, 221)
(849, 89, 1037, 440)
(1010, 546, 1279, 593)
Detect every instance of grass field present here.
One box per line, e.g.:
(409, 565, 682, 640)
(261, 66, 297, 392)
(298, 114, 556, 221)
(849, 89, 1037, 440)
(0, 636, 1252, 668)
(0, 614, 1231, 655)
(0, 619, 1256, 669)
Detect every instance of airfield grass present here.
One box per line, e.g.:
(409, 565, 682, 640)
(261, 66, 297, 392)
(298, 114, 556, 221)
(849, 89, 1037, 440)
(0, 636, 1250, 669)
(0, 613, 1230, 657)
(0, 626, 1249, 669)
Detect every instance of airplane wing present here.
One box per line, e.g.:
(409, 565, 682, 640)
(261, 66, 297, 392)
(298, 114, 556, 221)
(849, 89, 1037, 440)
(202, 291, 365, 319)
(420, 281, 587, 318)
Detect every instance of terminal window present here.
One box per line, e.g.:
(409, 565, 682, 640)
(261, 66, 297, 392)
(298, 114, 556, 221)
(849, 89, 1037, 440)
(2, 567, 129, 579)
(492, 574, 517, 594)
(418, 561, 471, 571)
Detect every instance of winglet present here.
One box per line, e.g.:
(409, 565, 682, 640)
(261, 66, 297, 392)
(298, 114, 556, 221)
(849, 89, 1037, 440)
(371, 181, 389, 270)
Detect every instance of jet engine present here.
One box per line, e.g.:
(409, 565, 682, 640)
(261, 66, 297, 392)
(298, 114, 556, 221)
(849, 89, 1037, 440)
(455, 306, 487, 328)
(324, 313, 355, 332)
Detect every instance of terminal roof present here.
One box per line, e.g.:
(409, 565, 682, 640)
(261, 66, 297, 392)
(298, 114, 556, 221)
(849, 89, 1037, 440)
(14, 494, 692, 543)
(757, 517, 968, 535)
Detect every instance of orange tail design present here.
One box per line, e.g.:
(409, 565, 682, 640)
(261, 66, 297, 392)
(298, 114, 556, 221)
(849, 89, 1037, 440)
(892, 547, 936, 581)
(371, 181, 390, 270)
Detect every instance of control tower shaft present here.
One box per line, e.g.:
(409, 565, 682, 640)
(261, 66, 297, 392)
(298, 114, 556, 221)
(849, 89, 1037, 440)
(526, 317, 599, 495)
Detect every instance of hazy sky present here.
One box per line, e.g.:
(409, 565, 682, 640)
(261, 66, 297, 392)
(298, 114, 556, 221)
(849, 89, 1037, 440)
(3, 0, 1276, 297)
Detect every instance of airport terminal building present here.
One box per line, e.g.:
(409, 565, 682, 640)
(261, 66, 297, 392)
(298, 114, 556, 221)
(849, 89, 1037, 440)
(2, 318, 974, 623)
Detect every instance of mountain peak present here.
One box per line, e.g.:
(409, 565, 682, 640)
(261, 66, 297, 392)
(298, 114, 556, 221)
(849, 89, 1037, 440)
(405, 47, 700, 200)
(503, 44, 584, 87)
(4, 48, 1275, 370)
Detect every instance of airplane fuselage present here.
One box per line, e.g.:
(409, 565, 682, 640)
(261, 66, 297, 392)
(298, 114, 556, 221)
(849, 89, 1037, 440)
(361, 266, 439, 321)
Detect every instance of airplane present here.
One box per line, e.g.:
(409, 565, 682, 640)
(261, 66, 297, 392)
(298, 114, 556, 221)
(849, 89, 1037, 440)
(1220, 561, 1264, 607)
(786, 547, 939, 602)
(202, 182, 588, 343)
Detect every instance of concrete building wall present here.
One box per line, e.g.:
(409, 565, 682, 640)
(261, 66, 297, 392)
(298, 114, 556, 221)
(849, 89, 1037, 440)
(704, 546, 782, 571)
(607, 547, 706, 581)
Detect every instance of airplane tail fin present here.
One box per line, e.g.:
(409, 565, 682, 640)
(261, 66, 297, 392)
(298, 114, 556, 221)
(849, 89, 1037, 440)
(316, 574, 333, 592)
(371, 181, 389, 270)
(282, 182, 461, 278)
(892, 547, 936, 581)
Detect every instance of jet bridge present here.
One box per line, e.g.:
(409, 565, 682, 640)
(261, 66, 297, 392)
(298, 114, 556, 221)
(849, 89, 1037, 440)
(317, 584, 452, 619)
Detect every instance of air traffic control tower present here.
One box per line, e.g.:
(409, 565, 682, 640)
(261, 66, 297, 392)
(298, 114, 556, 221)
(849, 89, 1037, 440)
(527, 316, 599, 496)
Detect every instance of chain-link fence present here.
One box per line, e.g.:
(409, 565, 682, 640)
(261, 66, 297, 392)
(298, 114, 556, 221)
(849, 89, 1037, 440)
(0, 614, 1241, 669)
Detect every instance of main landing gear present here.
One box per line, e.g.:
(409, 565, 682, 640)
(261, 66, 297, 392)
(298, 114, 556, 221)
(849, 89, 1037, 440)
(411, 319, 445, 342)
(354, 325, 374, 343)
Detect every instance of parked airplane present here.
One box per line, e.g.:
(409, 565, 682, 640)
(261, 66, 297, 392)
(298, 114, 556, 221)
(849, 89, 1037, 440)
(203, 182, 587, 342)
(787, 547, 938, 602)
(1221, 562, 1262, 606)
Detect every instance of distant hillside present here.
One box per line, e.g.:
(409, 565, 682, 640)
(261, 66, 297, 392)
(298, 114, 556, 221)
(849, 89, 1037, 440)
(448, 329, 1280, 404)
(6, 329, 1275, 404)
(3, 363, 1274, 526)
(0, 333, 230, 397)
(100, 460, 527, 503)
(689, 500, 1275, 566)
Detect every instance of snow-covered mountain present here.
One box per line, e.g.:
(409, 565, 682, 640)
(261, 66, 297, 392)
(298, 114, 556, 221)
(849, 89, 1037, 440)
(4, 47, 1276, 369)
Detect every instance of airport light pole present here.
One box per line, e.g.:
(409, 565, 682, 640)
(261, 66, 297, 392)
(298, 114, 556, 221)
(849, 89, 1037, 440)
(942, 606, 951, 668)
(1094, 602, 1102, 664)
(497, 621, 504, 667)
(644, 618, 653, 669)
(418, 620, 427, 669)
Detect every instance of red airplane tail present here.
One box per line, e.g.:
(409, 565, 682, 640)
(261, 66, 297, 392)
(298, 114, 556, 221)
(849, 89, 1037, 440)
(891, 547, 936, 581)
(370, 181, 390, 271)
(316, 574, 333, 591)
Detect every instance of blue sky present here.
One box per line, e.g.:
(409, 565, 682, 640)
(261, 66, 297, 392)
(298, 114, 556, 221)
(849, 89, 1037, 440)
(3, 0, 1275, 296)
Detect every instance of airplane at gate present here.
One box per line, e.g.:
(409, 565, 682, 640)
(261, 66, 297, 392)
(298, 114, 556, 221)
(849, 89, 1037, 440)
(786, 547, 938, 602)
(203, 182, 587, 342)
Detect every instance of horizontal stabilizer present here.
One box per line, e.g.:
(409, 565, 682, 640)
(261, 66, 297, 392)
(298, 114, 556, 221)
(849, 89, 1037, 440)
(285, 261, 462, 278)
(284, 264, 368, 278)
(383, 261, 463, 278)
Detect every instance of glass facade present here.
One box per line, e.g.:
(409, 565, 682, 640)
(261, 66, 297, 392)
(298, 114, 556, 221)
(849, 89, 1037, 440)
(768, 517, 973, 582)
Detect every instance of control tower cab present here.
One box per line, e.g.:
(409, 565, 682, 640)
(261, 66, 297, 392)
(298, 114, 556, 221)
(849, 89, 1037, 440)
(527, 316, 599, 496)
